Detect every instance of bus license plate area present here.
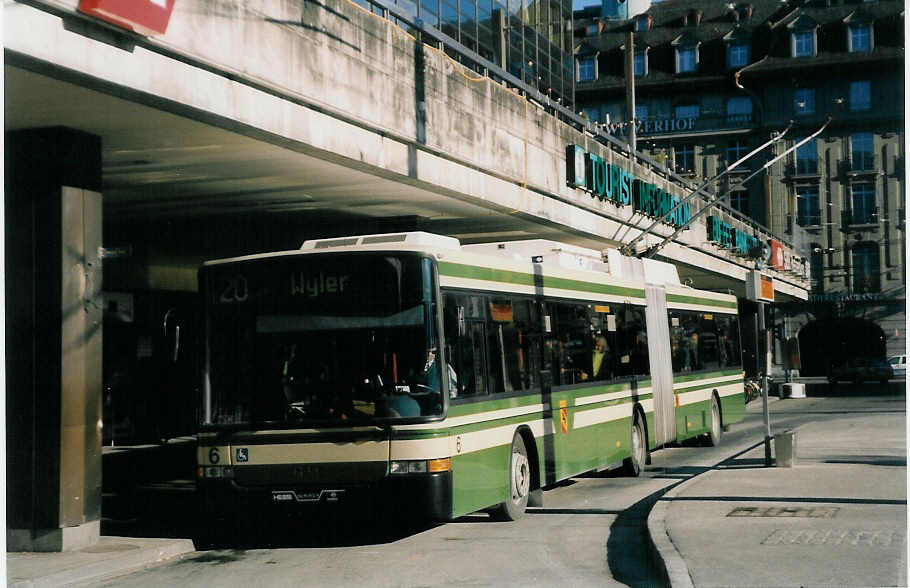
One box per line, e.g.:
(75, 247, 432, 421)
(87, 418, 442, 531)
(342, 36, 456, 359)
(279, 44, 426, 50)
(272, 489, 345, 504)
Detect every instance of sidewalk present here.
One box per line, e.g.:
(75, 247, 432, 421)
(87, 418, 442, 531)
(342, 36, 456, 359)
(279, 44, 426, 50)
(649, 400, 907, 588)
(7, 536, 195, 587)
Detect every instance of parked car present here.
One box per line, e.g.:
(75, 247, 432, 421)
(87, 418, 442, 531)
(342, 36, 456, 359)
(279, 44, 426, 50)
(887, 354, 906, 378)
(829, 358, 893, 384)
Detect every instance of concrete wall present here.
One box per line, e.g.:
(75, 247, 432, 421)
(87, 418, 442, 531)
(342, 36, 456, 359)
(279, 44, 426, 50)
(15, 0, 808, 295)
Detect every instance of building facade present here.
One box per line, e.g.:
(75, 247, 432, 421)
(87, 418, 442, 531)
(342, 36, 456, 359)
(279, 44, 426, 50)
(573, 0, 905, 375)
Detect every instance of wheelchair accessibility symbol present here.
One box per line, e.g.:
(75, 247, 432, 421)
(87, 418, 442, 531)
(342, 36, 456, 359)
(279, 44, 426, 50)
(236, 448, 249, 462)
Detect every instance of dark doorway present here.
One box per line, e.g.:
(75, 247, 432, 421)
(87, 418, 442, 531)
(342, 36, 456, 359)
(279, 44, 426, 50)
(798, 318, 887, 376)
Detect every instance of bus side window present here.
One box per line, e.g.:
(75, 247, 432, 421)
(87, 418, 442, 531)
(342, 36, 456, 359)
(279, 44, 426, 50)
(444, 292, 488, 398)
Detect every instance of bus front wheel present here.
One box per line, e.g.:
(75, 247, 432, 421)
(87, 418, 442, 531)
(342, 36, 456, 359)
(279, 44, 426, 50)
(491, 434, 530, 521)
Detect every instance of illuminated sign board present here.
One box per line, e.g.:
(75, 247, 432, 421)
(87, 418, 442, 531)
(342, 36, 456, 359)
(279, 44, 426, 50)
(78, 0, 176, 36)
(706, 216, 760, 258)
(565, 145, 691, 229)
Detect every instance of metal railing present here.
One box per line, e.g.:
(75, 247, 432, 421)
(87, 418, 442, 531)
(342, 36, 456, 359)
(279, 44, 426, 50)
(360, 0, 798, 253)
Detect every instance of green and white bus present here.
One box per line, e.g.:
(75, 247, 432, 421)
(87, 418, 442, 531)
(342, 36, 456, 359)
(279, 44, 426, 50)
(196, 231, 745, 532)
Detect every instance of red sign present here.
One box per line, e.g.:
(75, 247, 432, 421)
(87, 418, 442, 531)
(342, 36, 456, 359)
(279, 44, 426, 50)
(768, 239, 785, 270)
(79, 0, 176, 36)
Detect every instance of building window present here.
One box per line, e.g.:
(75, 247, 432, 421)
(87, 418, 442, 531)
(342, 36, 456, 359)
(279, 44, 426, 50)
(634, 51, 647, 77)
(851, 182, 876, 224)
(793, 88, 815, 115)
(727, 140, 749, 167)
(792, 30, 815, 57)
(676, 47, 697, 73)
(727, 43, 750, 68)
(848, 24, 872, 53)
(849, 80, 871, 111)
(674, 144, 695, 174)
(796, 185, 820, 226)
(795, 138, 818, 175)
(726, 97, 752, 123)
(674, 104, 700, 120)
(851, 132, 874, 170)
(851, 242, 880, 293)
(730, 190, 750, 216)
(578, 58, 595, 82)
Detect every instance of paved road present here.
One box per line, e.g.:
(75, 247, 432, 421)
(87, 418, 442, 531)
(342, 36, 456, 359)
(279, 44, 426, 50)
(98, 394, 904, 587)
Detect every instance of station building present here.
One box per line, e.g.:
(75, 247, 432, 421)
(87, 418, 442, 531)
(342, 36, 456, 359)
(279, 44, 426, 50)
(573, 0, 906, 375)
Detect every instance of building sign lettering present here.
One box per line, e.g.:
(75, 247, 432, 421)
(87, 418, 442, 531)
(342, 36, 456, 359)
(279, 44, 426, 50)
(566, 145, 691, 229)
(706, 216, 760, 258)
(609, 117, 698, 137)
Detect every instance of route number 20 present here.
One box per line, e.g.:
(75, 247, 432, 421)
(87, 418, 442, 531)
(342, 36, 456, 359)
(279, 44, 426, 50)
(218, 275, 248, 303)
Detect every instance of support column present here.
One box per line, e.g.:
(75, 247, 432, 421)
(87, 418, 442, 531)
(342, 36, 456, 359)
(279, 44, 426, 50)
(6, 127, 103, 552)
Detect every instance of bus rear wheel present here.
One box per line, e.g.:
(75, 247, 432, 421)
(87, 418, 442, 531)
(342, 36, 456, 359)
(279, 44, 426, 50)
(491, 434, 530, 521)
(622, 413, 646, 477)
(708, 395, 722, 447)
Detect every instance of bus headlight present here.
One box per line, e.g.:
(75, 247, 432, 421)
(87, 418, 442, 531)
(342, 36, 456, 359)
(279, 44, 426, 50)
(390, 458, 451, 474)
(198, 466, 234, 479)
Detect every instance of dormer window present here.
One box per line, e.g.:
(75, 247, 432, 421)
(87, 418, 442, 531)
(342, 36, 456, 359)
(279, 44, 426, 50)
(577, 57, 596, 82)
(792, 30, 815, 57)
(727, 43, 750, 68)
(848, 24, 872, 52)
(635, 15, 651, 31)
(683, 9, 702, 26)
(677, 46, 698, 73)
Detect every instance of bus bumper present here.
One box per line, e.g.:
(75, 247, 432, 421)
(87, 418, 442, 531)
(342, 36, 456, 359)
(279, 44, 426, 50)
(198, 471, 453, 522)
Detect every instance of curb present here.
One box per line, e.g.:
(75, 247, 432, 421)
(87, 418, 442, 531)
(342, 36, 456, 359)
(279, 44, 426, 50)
(646, 470, 715, 588)
(9, 538, 196, 588)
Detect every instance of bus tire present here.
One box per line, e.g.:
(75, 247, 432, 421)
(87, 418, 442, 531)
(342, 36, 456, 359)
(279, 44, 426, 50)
(708, 395, 722, 447)
(622, 412, 646, 477)
(490, 434, 530, 521)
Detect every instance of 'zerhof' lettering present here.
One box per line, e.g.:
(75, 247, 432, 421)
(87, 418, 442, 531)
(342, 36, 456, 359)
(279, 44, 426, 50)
(566, 145, 690, 229)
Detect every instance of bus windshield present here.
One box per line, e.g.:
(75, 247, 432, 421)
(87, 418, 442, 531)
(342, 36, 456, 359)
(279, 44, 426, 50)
(202, 253, 443, 426)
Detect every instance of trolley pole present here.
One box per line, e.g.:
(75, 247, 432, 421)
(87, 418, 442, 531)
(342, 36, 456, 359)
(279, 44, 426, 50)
(758, 301, 772, 466)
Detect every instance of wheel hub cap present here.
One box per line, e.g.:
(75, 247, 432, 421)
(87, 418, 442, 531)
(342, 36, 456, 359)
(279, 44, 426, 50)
(511, 451, 530, 501)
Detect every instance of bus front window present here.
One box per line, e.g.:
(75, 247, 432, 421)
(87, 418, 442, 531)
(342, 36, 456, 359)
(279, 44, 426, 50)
(204, 254, 443, 426)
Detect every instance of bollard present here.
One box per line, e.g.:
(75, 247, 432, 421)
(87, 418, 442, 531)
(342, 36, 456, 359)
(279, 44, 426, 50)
(774, 430, 797, 467)
(781, 383, 806, 398)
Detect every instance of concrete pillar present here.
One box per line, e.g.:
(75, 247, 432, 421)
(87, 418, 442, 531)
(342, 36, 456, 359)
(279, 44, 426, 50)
(5, 127, 103, 551)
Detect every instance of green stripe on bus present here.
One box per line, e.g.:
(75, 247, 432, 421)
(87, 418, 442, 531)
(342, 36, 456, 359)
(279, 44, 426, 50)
(672, 369, 742, 384)
(675, 378, 744, 394)
(666, 293, 738, 309)
(439, 261, 646, 299)
(394, 393, 653, 440)
(447, 380, 652, 419)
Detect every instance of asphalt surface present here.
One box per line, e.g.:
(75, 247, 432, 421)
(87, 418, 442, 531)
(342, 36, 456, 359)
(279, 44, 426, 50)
(7, 386, 906, 587)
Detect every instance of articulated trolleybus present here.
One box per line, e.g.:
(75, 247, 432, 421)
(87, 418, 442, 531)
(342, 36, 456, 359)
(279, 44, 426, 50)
(196, 232, 745, 532)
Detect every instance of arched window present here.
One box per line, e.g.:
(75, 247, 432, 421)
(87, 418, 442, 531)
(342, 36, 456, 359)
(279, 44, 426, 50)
(851, 242, 880, 293)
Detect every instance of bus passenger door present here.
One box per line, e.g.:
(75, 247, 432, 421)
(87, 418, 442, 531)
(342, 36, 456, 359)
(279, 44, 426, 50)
(645, 285, 676, 445)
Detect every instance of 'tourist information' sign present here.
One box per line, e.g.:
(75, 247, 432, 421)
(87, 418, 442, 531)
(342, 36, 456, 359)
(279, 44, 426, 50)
(566, 144, 691, 229)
